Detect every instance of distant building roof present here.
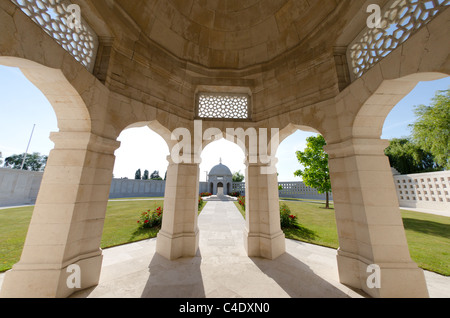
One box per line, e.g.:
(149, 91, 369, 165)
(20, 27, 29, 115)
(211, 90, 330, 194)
(209, 161, 232, 177)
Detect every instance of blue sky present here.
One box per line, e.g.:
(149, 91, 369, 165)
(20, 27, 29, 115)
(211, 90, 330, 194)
(0, 65, 448, 181)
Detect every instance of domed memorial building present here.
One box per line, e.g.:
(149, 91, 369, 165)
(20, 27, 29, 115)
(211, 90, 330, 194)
(207, 160, 233, 196)
(0, 0, 448, 298)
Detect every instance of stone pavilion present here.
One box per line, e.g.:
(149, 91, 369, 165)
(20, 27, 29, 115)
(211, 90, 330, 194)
(0, 0, 448, 298)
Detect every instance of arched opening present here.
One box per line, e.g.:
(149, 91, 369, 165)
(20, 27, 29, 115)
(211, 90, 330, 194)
(0, 63, 59, 275)
(96, 121, 171, 252)
(274, 124, 338, 245)
(0, 57, 110, 298)
(353, 73, 450, 140)
(370, 74, 450, 276)
(327, 70, 450, 298)
(112, 123, 170, 196)
(217, 182, 224, 195)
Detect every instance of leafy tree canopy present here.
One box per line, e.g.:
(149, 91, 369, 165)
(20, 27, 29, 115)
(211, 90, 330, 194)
(385, 138, 440, 174)
(135, 169, 142, 180)
(232, 171, 245, 182)
(410, 89, 449, 170)
(4, 152, 48, 172)
(294, 135, 331, 208)
(150, 170, 162, 180)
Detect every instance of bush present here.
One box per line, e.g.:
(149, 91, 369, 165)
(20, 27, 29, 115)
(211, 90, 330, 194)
(200, 192, 212, 197)
(137, 206, 163, 229)
(229, 191, 241, 197)
(237, 196, 245, 211)
(280, 203, 299, 229)
(199, 196, 205, 210)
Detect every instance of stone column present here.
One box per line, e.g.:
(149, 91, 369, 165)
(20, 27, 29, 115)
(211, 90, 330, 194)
(0, 131, 120, 298)
(244, 160, 286, 260)
(325, 138, 429, 298)
(156, 157, 200, 260)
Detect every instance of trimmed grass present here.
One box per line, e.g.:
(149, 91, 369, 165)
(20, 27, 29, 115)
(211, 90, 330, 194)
(401, 211, 450, 276)
(1, 199, 448, 276)
(234, 201, 246, 219)
(0, 206, 34, 273)
(0, 199, 207, 273)
(281, 201, 338, 249)
(100, 200, 165, 249)
(235, 200, 450, 276)
(280, 201, 450, 276)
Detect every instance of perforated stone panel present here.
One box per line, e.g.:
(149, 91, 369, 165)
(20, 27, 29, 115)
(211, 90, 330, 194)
(348, 0, 450, 79)
(11, 0, 98, 71)
(197, 93, 250, 119)
(394, 171, 450, 210)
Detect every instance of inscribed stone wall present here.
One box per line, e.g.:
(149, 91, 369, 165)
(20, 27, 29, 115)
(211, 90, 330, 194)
(0, 168, 43, 207)
(2, 168, 449, 213)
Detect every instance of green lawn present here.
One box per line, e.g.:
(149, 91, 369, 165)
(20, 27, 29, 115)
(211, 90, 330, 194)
(1, 199, 449, 276)
(279, 200, 450, 276)
(0, 205, 34, 273)
(0, 198, 207, 273)
(100, 199, 165, 248)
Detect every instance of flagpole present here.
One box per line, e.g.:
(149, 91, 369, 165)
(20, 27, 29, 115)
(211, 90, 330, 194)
(21, 124, 36, 170)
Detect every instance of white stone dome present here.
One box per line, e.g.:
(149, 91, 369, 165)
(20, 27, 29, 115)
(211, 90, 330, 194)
(209, 163, 232, 176)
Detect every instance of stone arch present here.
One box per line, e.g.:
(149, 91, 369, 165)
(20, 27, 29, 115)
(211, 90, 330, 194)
(324, 62, 449, 298)
(278, 123, 321, 144)
(352, 72, 449, 140)
(0, 58, 121, 298)
(0, 57, 91, 133)
(120, 120, 175, 152)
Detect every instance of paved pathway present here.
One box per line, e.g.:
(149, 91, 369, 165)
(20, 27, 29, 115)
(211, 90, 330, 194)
(68, 200, 363, 298)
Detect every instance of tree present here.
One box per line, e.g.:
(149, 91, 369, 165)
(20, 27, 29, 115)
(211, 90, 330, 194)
(232, 171, 245, 182)
(142, 170, 149, 180)
(294, 135, 332, 209)
(385, 138, 440, 174)
(135, 169, 141, 180)
(150, 170, 162, 180)
(410, 89, 449, 170)
(4, 152, 48, 171)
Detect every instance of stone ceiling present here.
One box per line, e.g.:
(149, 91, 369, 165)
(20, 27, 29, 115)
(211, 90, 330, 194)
(112, 0, 343, 69)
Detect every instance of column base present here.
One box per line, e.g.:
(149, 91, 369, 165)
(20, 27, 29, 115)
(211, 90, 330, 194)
(156, 230, 200, 260)
(336, 249, 429, 298)
(244, 230, 286, 260)
(0, 252, 103, 298)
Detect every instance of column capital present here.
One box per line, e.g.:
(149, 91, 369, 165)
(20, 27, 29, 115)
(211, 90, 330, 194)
(50, 131, 121, 154)
(244, 157, 279, 167)
(324, 138, 389, 159)
(244, 157, 278, 175)
(166, 155, 202, 166)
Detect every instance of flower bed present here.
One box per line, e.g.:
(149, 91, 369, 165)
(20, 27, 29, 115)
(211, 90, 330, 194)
(137, 206, 163, 229)
(280, 203, 299, 229)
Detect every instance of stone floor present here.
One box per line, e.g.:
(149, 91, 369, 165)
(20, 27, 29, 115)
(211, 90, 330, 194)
(61, 200, 449, 299)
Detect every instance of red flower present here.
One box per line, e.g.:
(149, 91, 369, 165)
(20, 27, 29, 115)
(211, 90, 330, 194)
(137, 221, 140, 223)
(289, 215, 295, 219)
(144, 220, 149, 224)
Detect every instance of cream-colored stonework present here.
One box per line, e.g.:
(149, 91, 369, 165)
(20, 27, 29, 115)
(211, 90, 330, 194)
(0, 0, 448, 298)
